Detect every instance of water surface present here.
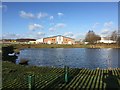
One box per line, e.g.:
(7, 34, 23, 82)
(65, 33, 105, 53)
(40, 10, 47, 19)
(18, 48, 119, 69)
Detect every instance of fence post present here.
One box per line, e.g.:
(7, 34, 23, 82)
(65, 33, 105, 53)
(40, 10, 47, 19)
(28, 74, 35, 90)
(64, 66, 69, 83)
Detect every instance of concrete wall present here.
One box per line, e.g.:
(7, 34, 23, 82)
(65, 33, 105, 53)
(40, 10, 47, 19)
(56, 36, 63, 44)
(36, 38, 44, 43)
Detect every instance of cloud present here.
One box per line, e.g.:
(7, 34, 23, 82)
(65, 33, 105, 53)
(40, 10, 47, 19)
(63, 32, 85, 40)
(101, 29, 110, 35)
(2, 32, 45, 39)
(20, 11, 35, 18)
(99, 21, 115, 37)
(49, 23, 66, 31)
(100, 29, 113, 37)
(24, 32, 45, 39)
(35, 32, 45, 39)
(73, 33, 85, 40)
(55, 23, 66, 28)
(19, 11, 49, 19)
(28, 24, 44, 31)
(0, 4, 7, 9)
(64, 32, 74, 37)
(37, 32, 45, 35)
(58, 12, 64, 16)
(0, 5, 7, 11)
(104, 21, 113, 27)
(49, 27, 56, 31)
(37, 12, 48, 19)
(2, 33, 21, 39)
(49, 16, 54, 20)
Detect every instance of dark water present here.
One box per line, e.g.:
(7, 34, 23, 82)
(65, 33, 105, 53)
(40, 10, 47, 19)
(18, 48, 119, 69)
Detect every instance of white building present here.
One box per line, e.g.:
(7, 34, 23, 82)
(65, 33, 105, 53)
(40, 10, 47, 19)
(97, 37, 116, 44)
(36, 38, 44, 44)
(28, 41, 36, 44)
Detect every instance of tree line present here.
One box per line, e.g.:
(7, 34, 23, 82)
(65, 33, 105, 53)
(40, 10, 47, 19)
(84, 30, 120, 45)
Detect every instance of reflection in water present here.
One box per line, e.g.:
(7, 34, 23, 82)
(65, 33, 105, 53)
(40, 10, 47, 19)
(18, 48, 119, 69)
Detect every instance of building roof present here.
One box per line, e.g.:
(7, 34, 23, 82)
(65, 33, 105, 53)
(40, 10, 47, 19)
(16, 38, 36, 42)
(2, 39, 16, 41)
(43, 35, 75, 40)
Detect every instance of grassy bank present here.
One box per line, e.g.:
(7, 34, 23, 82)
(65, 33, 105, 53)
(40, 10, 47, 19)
(2, 61, 120, 89)
(2, 43, 120, 53)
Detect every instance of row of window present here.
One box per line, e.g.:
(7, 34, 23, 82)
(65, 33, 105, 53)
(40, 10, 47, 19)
(48, 38, 72, 42)
(51, 39, 71, 41)
(52, 39, 55, 41)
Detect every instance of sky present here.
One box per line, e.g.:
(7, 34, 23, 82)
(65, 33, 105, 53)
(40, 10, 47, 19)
(1, 2, 118, 40)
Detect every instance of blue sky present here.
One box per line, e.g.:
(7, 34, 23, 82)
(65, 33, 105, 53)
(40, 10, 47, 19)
(2, 2, 118, 40)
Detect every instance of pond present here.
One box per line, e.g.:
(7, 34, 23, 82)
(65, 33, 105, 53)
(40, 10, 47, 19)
(17, 48, 119, 69)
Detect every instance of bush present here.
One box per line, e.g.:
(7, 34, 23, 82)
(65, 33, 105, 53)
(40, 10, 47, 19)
(2, 45, 17, 63)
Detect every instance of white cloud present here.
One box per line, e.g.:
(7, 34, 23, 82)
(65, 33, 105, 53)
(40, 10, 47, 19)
(0, 5, 7, 11)
(49, 16, 54, 20)
(55, 23, 66, 28)
(35, 32, 45, 39)
(0, 5, 6, 8)
(101, 29, 110, 34)
(100, 29, 113, 37)
(99, 21, 115, 37)
(64, 32, 74, 37)
(2, 33, 21, 39)
(49, 23, 66, 31)
(73, 33, 85, 40)
(20, 11, 35, 18)
(58, 12, 64, 16)
(37, 32, 45, 35)
(2, 32, 45, 39)
(63, 32, 85, 40)
(23, 32, 45, 39)
(28, 24, 44, 31)
(19, 11, 49, 19)
(37, 12, 48, 19)
(104, 21, 113, 27)
(49, 27, 56, 31)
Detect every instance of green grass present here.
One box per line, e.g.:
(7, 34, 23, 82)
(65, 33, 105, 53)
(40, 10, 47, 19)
(2, 61, 120, 89)
(2, 61, 79, 89)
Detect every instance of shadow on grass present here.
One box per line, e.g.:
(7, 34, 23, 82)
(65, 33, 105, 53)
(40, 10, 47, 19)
(43, 69, 80, 90)
(103, 70, 120, 89)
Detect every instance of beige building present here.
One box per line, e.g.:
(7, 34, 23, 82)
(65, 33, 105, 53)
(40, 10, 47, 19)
(43, 35, 75, 44)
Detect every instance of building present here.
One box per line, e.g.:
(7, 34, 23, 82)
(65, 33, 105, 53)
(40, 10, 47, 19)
(43, 35, 75, 44)
(2, 39, 16, 44)
(36, 38, 44, 44)
(16, 39, 36, 44)
(97, 37, 116, 44)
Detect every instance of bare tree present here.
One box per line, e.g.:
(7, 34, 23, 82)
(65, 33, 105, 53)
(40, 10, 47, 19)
(110, 31, 118, 41)
(85, 30, 101, 44)
(117, 36, 120, 45)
